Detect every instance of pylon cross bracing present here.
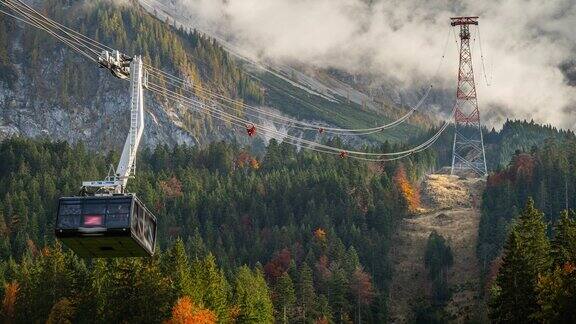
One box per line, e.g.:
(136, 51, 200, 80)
(450, 16, 487, 177)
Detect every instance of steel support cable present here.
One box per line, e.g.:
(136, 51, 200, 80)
(148, 62, 427, 134)
(476, 25, 491, 87)
(146, 65, 351, 133)
(2, 0, 102, 57)
(145, 66, 433, 135)
(148, 82, 448, 162)
(147, 80, 450, 158)
(0, 1, 100, 60)
(146, 83, 437, 162)
(145, 83, 356, 159)
(147, 79, 454, 157)
(0, 6, 97, 63)
(146, 65, 364, 134)
(146, 64, 433, 134)
(4, 0, 110, 54)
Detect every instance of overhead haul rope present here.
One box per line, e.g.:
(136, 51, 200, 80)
(0, 0, 453, 161)
(146, 82, 450, 162)
(476, 25, 492, 87)
(145, 65, 434, 136)
(1, 0, 103, 59)
(146, 79, 453, 159)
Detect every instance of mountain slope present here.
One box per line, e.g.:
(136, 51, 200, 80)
(0, 0, 430, 153)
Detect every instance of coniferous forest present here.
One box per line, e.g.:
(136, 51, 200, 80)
(0, 137, 433, 323)
(0, 0, 576, 322)
(479, 138, 576, 323)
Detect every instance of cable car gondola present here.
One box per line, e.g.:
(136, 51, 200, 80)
(55, 195, 156, 257)
(55, 54, 157, 258)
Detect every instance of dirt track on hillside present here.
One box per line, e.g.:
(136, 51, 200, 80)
(387, 174, 485, 323)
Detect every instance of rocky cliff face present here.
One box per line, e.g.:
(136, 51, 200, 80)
(0, 0, 273, 151)
(0, 54, 195, 151)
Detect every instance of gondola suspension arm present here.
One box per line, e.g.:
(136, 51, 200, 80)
(82, 53, 148, 194)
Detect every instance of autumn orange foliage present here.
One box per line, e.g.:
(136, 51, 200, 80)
(2, 281, 19, 321)
(394, 166, 420, 212)
(313, 228, 327, 242)
(228, 305, 241, 322)
(165, 296, 217, 324)
(249, 158, 260, 170)
(264, 248, 292, 282)
(160, 176, 184, 198)
(350, 267, 376, 306)
(563, 262, 576, 274)
(487, 153, 535, 187)
(235, 152, 260, 170)
(314, 316, 329, 324)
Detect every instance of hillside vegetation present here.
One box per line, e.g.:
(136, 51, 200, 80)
(0, 137, 435, 322)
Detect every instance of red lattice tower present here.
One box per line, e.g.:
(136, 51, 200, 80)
(450, 16, 487, 177)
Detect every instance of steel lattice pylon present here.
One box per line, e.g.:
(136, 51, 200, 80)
(450, 17, 487, 177)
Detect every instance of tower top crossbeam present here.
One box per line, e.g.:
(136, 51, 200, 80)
(450, 17, 479, 26)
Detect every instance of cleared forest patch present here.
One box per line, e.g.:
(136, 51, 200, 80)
(388, 174, 485, 323)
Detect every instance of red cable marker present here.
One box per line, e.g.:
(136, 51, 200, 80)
(246, 124, 256, 137)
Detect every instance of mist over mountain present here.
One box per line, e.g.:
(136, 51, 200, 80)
(159, 0, 576, 129)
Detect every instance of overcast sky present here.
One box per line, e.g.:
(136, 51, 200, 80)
(165, 0, 576, 129)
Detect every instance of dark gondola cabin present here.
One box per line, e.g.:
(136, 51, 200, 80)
(55, 195, 157, 257)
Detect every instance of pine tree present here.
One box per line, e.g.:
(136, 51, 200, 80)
(490, 199, 551, 323)
(274, 272, 295, 323)
(297, 262, 317, 322)
(233, 266, 274, 324)
(350, 267, 375, 324)
(199, 253, 230, 322)
(329, 267, 349, 323)
(535, 263, 576, 323)
(162, 238, 194, 301)
(46, 298, 75, 324)
(534, 210, 576, 323)
(552, 210, 576, 265)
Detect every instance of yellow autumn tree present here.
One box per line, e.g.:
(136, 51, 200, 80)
(313, 228, 327, 242)
(165, 296, 217, 324)
(1, 281, 18, 322)
(394, 165, 420, 212)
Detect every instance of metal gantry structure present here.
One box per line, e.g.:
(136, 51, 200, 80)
(82, 53, 147, 195)
(450, 17, 488, 177)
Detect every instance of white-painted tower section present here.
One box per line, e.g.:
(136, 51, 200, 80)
(82, 53, 146, 194)
(116, 56, 144, 190)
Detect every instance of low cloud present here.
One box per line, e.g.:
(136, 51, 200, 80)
(166, 0, 576, 129)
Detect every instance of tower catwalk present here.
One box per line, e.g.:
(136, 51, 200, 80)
(450, 17, 487, 177)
